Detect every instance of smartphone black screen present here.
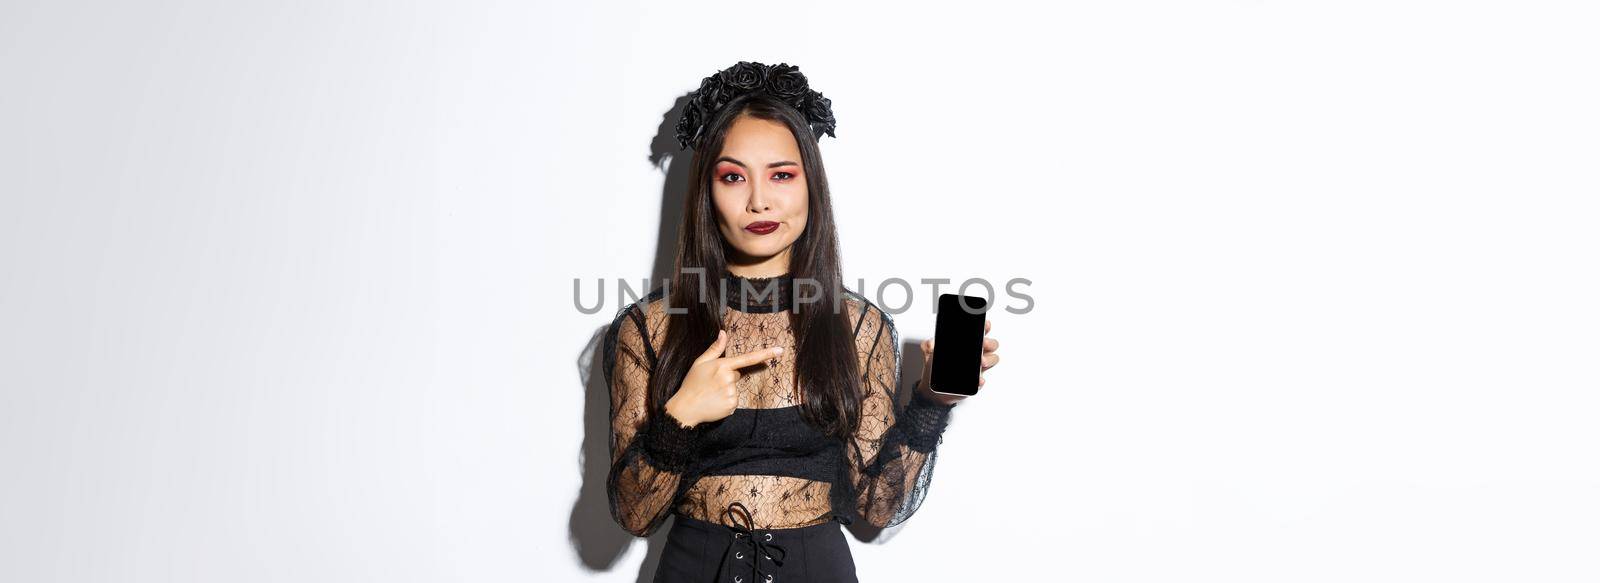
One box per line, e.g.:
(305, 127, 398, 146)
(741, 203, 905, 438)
(929, 293, 987, 396)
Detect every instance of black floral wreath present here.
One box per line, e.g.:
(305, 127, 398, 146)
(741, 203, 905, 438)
(674, 61, 837, 151)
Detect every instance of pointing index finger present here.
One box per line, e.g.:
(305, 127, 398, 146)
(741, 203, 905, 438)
(723, 345, 784, 369)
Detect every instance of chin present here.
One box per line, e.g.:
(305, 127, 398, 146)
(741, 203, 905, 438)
(731, 245, 780, 260)
(729, 238, 792, 260)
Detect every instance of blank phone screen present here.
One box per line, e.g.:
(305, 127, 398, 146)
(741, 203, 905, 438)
(930, 293, 987, 396)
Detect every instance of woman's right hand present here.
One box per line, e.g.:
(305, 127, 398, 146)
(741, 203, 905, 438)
(665, 329, 784, 427)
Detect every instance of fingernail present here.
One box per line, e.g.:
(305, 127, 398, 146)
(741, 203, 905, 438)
(773, 346, 784, 354)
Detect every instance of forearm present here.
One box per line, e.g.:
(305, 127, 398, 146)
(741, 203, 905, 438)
(850, 387, 955, 527)
(607, 412, 705, 536)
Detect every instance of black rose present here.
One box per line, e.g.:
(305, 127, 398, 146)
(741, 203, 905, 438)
(692, 75, 725, 109)
(763, 63, 808, 100)
(719, 61, 767, 92)
(804, 91, 837, 138)
(675, 101, 705, 150)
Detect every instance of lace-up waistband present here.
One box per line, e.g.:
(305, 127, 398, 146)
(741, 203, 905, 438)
(671, 502, 850, 583)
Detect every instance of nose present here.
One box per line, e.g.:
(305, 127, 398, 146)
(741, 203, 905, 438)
(746, 180, 771, 213)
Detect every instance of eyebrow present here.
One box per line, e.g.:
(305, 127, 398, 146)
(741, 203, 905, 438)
(715, 156, 800, 169)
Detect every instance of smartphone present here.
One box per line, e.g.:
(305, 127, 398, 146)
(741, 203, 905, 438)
(929, 293, 988, 396)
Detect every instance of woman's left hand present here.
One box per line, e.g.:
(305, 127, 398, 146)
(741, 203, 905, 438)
(915, 319, 1000, 406)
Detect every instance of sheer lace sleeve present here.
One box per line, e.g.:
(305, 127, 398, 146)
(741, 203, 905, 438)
(603, 299, 704, 537)
(844, 298, 956, 529)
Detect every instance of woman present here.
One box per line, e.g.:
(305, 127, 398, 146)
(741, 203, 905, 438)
(602, 61, 1001, 583)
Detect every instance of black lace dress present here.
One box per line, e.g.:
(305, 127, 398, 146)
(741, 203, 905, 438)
(602, 273, 957, 583)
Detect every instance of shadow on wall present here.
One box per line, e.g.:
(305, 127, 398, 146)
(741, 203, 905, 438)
(570, 325, 669, 582)
(566, 94, 693, 583)
(565, 94, 938, 580)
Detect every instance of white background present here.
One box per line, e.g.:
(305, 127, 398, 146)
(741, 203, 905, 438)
(2, 1, 1597, 581)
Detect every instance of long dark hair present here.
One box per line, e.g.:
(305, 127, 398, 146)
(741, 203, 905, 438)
(647, 92, 862, 441)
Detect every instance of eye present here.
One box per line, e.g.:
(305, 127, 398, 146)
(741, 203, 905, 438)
(719, 172, 745, 184)
(773, 171, 795, 181)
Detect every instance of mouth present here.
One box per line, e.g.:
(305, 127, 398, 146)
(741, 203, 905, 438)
(744, 221, 780, 235)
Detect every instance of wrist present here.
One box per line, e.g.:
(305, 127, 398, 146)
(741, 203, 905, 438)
(914, 379, 963, 408)
(904, 382, 955, 453)
(643, 406, 704, 472)
(665, 400, 698, 428)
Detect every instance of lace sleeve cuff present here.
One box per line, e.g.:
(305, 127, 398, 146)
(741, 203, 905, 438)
(903, 382, 956, 453)
(640, 410, 703, 472)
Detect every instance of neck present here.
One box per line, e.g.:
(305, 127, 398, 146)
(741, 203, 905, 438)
(720, 270, 794, 313)
(726, 247, 792, 278)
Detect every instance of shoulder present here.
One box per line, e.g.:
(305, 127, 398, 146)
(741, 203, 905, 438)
(601, 285, 669, 377)
(840, 288, 896, 346)
(606, 285, 669, 339)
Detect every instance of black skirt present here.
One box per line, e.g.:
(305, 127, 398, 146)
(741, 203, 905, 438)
(654, 502, 858, 583)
